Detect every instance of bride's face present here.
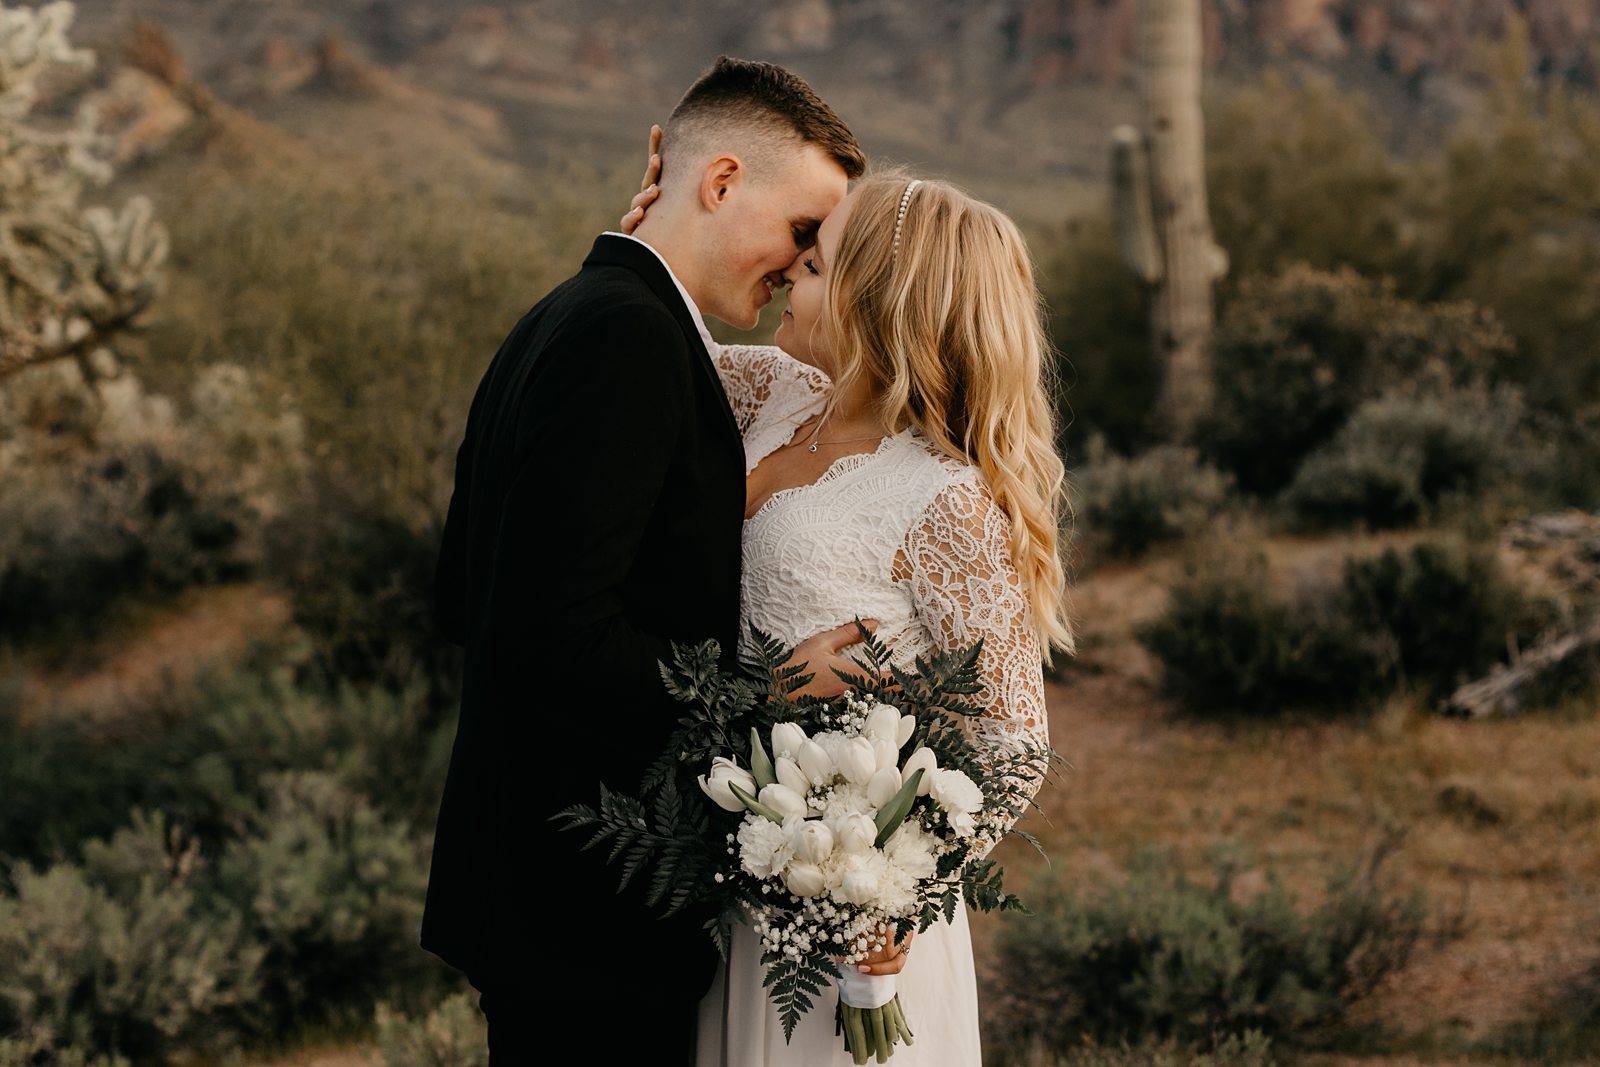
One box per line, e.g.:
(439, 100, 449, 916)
(775, 190, 852, 373)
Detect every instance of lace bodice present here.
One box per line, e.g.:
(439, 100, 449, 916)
(714, 344, 1050, 854)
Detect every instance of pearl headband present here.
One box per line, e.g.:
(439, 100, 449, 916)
(891, 179, 922, 263)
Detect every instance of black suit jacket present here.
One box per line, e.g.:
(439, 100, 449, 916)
(421, 235, 744, 1003)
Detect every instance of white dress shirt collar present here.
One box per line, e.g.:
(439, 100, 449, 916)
(601, 231, 720, 359)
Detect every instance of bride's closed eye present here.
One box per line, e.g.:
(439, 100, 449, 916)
(803, 258, 819, 276)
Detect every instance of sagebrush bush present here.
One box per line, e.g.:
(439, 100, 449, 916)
(1139, 534, 1552, 716)
(213, 770, 435, 1037)
(1134, 545, 1383, 716)
(985, 841, 1427, 1054)
(1337, 538, 1552, 701)
(1195, 264, 1516, 498)
(0, 358, 301, 649)
(1282, 381, 1532, 529)
(1072, 434, 1236, 560)
(375, 991, 489, 1067)
(989, 1029, 1276, 1067)
(0, 811, 262, 1063)
(0, 650, 453, 868)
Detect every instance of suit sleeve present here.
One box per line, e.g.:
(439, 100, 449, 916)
(489, 303, 692, 696)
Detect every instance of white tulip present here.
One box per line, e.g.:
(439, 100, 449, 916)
(796, 739, 833, 783)
(896, 714, 916, 748)
(863, 703, 902, 743)
(901, 748, 938, 796)
(759, 783, 808, 823)
(839, 737, 877, 786)
(791, 820, 835, 864)
(867, 765, 903, 809)
(783, 862, 826, 897)
(871, 737, 900, 773)
(774, 755, 809, 796)
(771, 722, 808, 759)
(840, 869, 880, 905)
(698, 756, 757, 813)
(834, 812, 877, 854)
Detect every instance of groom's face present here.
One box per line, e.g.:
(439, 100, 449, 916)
(702, 144, 848, 329)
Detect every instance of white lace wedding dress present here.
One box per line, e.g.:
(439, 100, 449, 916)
(693, 345, 1050, 1067)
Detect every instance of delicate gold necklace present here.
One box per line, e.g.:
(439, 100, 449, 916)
(804, 408, 887, 453)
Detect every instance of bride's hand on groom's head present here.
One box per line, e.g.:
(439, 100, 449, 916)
(620, 124, 663, 234)
(785, 618, 881, 699)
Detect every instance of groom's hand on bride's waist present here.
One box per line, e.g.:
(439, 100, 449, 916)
(783, 619, 881, 699)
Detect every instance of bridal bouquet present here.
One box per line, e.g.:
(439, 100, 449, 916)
(552, 625, 1059, 1064)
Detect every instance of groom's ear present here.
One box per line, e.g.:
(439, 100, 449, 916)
(698, 155, 744, 213)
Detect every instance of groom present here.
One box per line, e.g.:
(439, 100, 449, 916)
(422, 57, 866, 1064)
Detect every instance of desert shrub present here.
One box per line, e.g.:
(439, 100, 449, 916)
(1072, 434, 1236, 560)
(1195, 264, 1515, 498)
(1282, 381, 1532, 529)
(262, 470, 453, 692)
(375, 991, 489, 1067)
(0, 440, 250, 645)
(1337, 538, 1552, 701)
(1207, 72, 1406, 284)
(0, 359, 302, 649)
(1032, 211, 1156, 455)
(0, 650, 451, 869)
(989, 1030, 1276, 1067)
(985, 840, 1427, 1054)
(1397, 24, 1600, 420)
(211, 770, 436, 1038)
(1135, 546, 1383, 716)
(0, 811, 262, 1064)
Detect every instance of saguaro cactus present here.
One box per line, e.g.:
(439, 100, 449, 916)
(0, 1, 169, 384)
(1111, 0, 1225, 441)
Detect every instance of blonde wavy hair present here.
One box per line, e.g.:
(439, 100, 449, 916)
(819, 175, 1076, 660)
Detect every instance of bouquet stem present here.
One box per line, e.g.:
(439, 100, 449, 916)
(836, 994, 914, 1064)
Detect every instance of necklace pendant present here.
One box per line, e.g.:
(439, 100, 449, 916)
(808, 443, 818, 453)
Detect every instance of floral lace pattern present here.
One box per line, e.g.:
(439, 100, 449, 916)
(715, 345, 1050, 856)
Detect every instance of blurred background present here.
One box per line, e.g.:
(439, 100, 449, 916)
(2, 1, 1599, 1065)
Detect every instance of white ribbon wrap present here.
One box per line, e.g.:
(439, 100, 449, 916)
(833, 964, 898, 1010)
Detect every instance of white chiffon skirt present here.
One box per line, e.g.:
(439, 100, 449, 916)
(694, 899, 982, 1066)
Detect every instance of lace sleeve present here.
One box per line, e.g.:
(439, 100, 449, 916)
(713, 344, 829, 441)
(896, 477, 1050, 860)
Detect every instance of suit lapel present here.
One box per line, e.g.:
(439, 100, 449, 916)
(582, 235, 742, 447)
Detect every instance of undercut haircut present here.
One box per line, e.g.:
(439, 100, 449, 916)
(661, 55, 867, 185)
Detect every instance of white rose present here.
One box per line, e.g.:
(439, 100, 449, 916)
(867, 765, 902, 810)
(947, 809, 977, 838)
(783, 862, 826, 897)
(840, 869, 881, 905)
(759, 783, 809, 823)
(929, 768, 984, 816)
(796, 739, 834, 783)
(901, 748, 937, 796)
(771, 722, 808, 759)
(839, 737, 877, 786)
(791, 820, 835, 865)
(737, 815, 795, 878)
(834, 812, 877, 854)
(862, 703, 902, 743)
(774, 755, 809, 796)
(698, 756, 757, 813)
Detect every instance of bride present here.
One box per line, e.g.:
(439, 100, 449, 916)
(627, 167, 1076, 1065)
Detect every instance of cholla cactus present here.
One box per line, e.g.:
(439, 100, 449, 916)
(0, 1, 169, 384)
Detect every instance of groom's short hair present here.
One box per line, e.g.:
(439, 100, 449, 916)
(662, 56, 866, 185)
